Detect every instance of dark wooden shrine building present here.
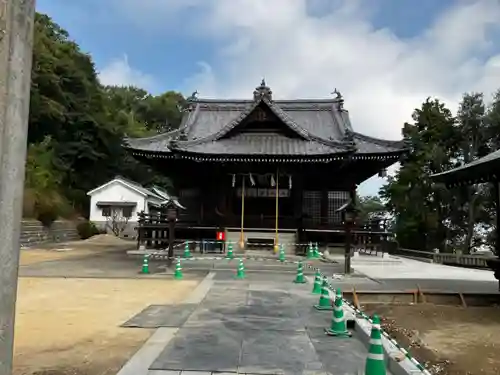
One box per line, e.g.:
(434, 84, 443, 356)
(126, 81, 407, 249)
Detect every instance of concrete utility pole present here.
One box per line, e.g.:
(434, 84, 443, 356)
(0, 1, 36, 375)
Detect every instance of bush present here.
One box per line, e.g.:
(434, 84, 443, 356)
(76, 221, 100, 240)
(37, 208, 59, 227)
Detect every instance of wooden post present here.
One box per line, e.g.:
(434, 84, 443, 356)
(0, 2, 36, 374)
(417, 284, 427, 303)
(168, 219, 175, 266)
(352, 287, 361, 310)
(274, 169, 279, 253)
(239, 176, 245, 250)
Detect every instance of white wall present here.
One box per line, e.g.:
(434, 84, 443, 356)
(89, 181, 146, 223)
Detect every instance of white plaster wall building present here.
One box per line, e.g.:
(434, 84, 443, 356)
(87, 177, 169, 237)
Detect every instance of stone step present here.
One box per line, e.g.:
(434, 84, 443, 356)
(19, 220, 79, 248)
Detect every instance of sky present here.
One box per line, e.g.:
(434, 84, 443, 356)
(36, 0, 500, 196)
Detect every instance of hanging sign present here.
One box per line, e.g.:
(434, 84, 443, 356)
(236, 188, 290, 198)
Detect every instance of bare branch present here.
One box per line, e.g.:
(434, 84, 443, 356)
(105, 207, 130, 237)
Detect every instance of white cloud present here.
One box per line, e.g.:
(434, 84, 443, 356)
(98, 55, 155, 90)
(113, 0, 500, 194)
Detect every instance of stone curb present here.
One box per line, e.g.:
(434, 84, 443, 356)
(302, 260, 432, 375)
(350, 307, 430, 375)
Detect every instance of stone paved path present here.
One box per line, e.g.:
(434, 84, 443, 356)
(135, 272, 370, 375)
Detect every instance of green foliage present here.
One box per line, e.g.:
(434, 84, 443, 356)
(76, 221, 101, 240)
(25, 13, 184, 220)
(382, 93, 500, 253)
(23, 137, 69, 225)
(381, 98, 458, 251)
(357, 195, 387, 224)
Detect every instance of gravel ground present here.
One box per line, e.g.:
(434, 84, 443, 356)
(362, 304, 500, 375)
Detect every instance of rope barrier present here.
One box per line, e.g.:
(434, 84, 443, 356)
(141, 239, 319, 261)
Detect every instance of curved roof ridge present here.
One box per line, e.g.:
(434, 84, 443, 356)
(167, 102, 258, 148)
(193, 98, 344, 105)
(170, 98, 354, 149)
(124, 103, 201, 144)
(192, 98, 314, 142)
(352, 131, 406, 148)
(263, 98, 311, 140)
(124, 128, 180, 143)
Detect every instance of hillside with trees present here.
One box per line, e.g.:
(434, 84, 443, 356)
(25, 13, 184, 224)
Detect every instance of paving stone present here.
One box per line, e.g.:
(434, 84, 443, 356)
(307, 327, 368, 375)
(228, 305, 300, 319)
(239, 330, 323, 375)
(150, 325, 243, 372)
(183, 307, 226, 328)
(122, 304, 197, 328)
(202, 288, 248, 307)
(239, 316, 304, 332)
(247, 290, 296, 306)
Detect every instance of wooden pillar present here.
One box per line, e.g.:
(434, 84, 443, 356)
(293, 173, 303, 220)
(320, 188, 328, 226)
(495, 182, 500, 256)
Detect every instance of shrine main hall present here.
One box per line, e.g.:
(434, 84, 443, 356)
(125, 81, 407, 250)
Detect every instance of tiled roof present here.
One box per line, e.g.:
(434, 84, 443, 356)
(172, 133, 350, 155)
(431, 149, 500, 186)
(125, 85, 406, 158)
(113, 176, 167, 200)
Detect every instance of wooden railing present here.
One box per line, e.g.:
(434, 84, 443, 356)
(176, 213, 391, 231)
(390, 246, 494, 269)
(136, 211, 393, 250)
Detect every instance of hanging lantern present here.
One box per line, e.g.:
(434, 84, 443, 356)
(231, 174, 236, 187)
(288, 175, 292, 189)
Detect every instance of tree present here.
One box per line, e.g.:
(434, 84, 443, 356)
(103, 86, 185, 135)
(30, 13, 125, 213)
(381, 98, 458, 251)
(450, 93, 490, 253)
(105, 208, 131, 237)
(26, 13, 183, 219)
(23, 136, 69, 225)
(357, 195, 387, 224)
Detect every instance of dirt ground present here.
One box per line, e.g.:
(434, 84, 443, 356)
(13, 235, 201, 375)
(362, 304, 500, 375)
(19, 235, 134, 266)
(14, 277, 199, 375)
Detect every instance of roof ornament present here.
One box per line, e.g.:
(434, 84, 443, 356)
(342, 128, 354, 144)
(168, 139, 179, 149)
(253, 78, 273, 102)
(181, 90, 199, 112)
(332, 88, 344, 109)
(187, 90, 198, 102)
(178, 130, 187, 141)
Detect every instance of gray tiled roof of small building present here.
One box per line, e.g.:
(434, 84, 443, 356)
(125, 93, 405, 155)
(431, 148, 500, 181)
(114, 175, 164, 199)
